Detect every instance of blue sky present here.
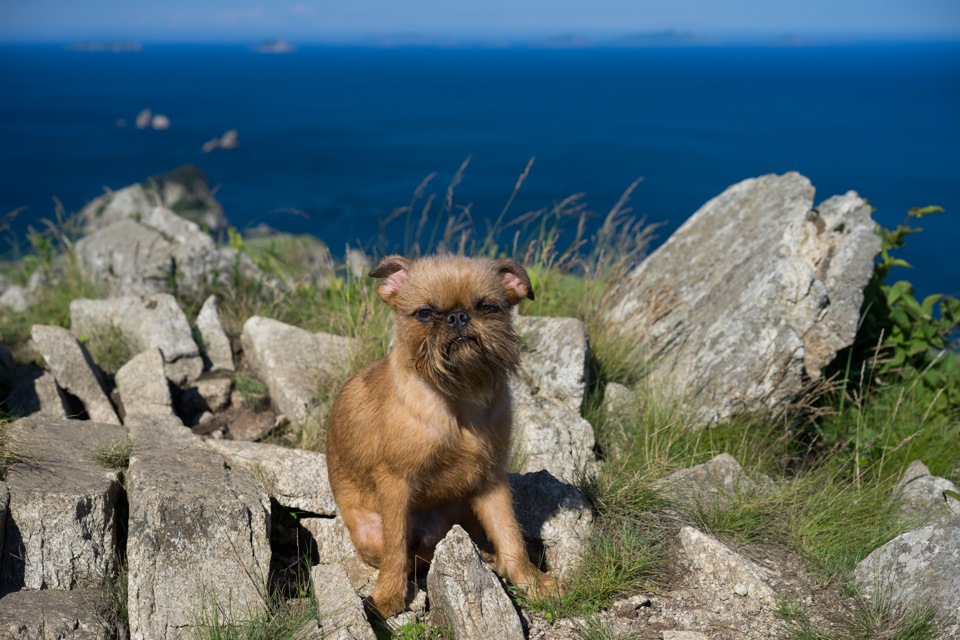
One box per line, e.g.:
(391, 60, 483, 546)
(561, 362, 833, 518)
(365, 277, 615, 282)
(2, 0, 959, 43)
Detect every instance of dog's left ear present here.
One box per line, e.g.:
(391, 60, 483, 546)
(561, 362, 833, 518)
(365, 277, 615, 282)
(370, 255, 413, 303)
(495, 259, 535, 304)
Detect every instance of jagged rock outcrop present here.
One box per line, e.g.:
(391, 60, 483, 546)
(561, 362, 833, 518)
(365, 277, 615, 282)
(310, 564, 376, 640)
(1, 418, 124, 590)
(604, 173, 881, 422)
(70, 294, 203, 385)
(125, 415, 271, 639)
(30, 324, 120, 425)
(426, 526, 525, 640)
(509, 470, 593, 578)
(240, 317, 357, 426)
(205, 439, 337, 515)
(115, 348, 176, 421)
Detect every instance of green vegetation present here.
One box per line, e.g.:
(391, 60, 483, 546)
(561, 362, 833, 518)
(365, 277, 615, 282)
(233, 371, 270, 412)
(93, 437, 134, 470)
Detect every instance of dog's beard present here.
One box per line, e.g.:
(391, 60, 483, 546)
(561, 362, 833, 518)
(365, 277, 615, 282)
(413, 324, 521, 400)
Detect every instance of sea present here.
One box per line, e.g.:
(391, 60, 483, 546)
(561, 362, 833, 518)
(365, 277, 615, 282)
(1, 42, 958, 299)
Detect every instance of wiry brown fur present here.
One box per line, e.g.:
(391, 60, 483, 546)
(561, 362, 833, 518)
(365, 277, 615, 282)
(325, 254, 558, 616)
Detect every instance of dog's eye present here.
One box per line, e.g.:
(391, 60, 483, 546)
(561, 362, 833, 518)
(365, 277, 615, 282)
(477, 303, 501, 314)
(414, 308, 434, 321)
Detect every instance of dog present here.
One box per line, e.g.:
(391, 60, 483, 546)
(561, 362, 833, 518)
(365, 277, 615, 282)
(325, 254, 558, 616)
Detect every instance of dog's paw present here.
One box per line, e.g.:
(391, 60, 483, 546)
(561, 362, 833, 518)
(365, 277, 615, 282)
(366, 586, 406, 618)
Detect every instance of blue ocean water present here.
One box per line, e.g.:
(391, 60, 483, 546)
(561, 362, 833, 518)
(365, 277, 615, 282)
(1, 43, 958, 298)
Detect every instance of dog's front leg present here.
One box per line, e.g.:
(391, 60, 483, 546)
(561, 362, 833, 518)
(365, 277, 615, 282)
(470, 479, 558, 595)
(370, 473, 411, 616)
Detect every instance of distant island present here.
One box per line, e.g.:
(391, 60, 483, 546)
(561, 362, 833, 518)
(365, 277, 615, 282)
(254, 39, 297, 54)
(69, 40, 142, 53)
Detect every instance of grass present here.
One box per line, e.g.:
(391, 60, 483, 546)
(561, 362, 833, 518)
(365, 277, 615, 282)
(93, 437, 134, 470)
(233, 371, 270, 412)
(80, 323, 134, 375)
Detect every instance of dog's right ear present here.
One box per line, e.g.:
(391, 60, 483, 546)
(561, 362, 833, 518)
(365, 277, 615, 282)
(370, 255, 412, 303)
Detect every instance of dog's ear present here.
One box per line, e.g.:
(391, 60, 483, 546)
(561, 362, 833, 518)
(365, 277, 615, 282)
(495, 259, 535, 304)
(370, 255, 413, 303)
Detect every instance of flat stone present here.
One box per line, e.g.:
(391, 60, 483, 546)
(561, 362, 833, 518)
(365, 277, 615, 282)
(509, 470, 593, 577)
(301, 517, 378, 593)
(71, 294, 203, 385)
(125, 415, 271, 639)
(426, 525, 524, 640)
(604, 174, 880, 422)
(196, 295, 234, 372)
(514, 314, 590, 413)
(0, 588, 108, 639)
(1, 418, 124, 590)
(205, 439, 336, 515)
(30, 325, 119, 425)
(115, 348, 176, 421)
(679, 526, 775, 605)
(311, 563, 376, 640)
(655, 453, 757, 509)
(240, 317, 356, 426)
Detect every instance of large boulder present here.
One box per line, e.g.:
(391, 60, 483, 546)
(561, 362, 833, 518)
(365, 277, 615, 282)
(895, 460, 960, 525)
(30, 324, 120, 425)
(240, 317, 357, 426)
(125, 415, 271, 639)
(654, 453, 759, 509)
(1, 418, 124, 590)
(0, 588, 109, 639)
(70, 294, 203, 385)
(115, 348, 177, 421)
(514, 314, 590, 413)
(604, 173, 880, 422)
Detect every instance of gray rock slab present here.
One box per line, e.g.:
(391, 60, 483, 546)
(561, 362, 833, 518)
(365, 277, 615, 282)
(31, 324, 120, 425)
(514, 314, 589, 413)
(426, 525, 524, 640)
(204, 439, 336, 515)
(311, 563, 376, 640)
(7, 367, 72, 419)
(301, 517, 378, 593)
(511, 378, 596, 483)
(855, 522, 960, 637)
(80, 182, 157, 232)
(896, 460, 960, 525)
(196, 295, 235, 372)
(1, 418, 124, 590)
(509, 470, 593, 578)
(655, 453, 757, 509)
(71, 294, 203, 385)
(115, 348, 176, 421)
(179, 375, 233, 416)
(125, 415, 271, 640)
(0, 588, 108, 639)
(679, 526, 775, 605)
(604, 173, 880, 422)
(0, 284, 30, 313)
(241, 317, 357, 426)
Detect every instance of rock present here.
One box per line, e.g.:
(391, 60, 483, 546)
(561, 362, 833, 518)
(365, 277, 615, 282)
(115, 348, 176, 421)
(895, 460, 960, 525)
(602, 382, 635, 419)
(179, 375, 233, 417)
(855, 522, 960, 638)
(509, 470, 593, 577)
(226, 407, 276, 441)
(151, 114, 169, 130)
(679, 526, 775, 605)
(0, 284, 29, 312)
(0, 588, 108, 639)
(125, 415, 271, 639)
(0, 482, 8, 564)
(511, 378, 596, 482)
(195, 295, 234, 372)
(30, 324, 120, 425)
(426, 525, 525, 640)
(1, 418, 124, 590)
(655, 453, 758, 509)
(143, 165, 229, 233)
(79, 183, 157, 232)
(71, 294, 203, 385)
(7, 367, 73, 419)
(346, 249, 371, 279)
(241, 317, 356, 426)
(205, 439, 336, 515)
(604, 173, 881, 422)
(301, 517, 378, 591)
(135, 108, 152, 129)
(662, 632, 710, 640)
(311, 564, 376, 640)
(514, 315, 590, 413)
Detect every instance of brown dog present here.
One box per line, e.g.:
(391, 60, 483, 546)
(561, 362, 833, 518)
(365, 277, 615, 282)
(325, 254, 557, 616)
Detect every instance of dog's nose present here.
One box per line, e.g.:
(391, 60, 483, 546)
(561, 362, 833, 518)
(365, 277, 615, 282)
(445, 310, 470, 330)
